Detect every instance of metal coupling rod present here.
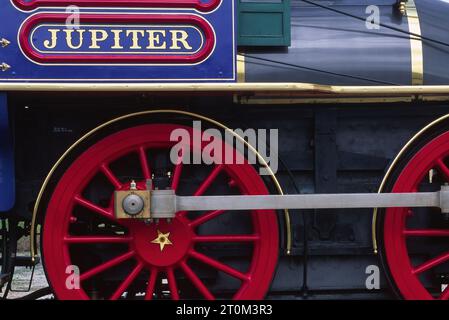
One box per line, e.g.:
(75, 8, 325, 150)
(150, 185, 449, 219)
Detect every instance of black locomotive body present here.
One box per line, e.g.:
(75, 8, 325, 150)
(2, 0, 449, 300)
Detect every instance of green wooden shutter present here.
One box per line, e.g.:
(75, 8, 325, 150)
(237, 0, 291, 46)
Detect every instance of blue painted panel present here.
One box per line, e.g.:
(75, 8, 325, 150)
(0, 1, 236, 82)
(0, 93, 15, 212)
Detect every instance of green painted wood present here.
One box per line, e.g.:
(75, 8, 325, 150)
(238, 0, 291, 46)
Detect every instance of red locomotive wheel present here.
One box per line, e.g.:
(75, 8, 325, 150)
(42, 124, 279, 300)
(380, 130, 449, 300)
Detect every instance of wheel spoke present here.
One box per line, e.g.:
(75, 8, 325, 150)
(404, 229, 449, 237)
(80, 251, 135, 281)
(100, 163, 122, 189)
(194, 235, 260, 243)
(436, 159, 449, 182)
(110, 263, 144, 300)
(440, 286, 449, 300)
(189, 210, 225, 228)
(178, 165, 224, 217)
(74, 195, 115, 220)
(171, 162, 183, 191)
(64, 236, 132, 244)
(166, 267, 179, 300)
(145, 268, 158, 300)
(189, 250, 250, 282)
(180, 261, 214, 300)
(138, 147, 152, 180)
(412, 251, 449, 275)
(194, 164, 224, 196)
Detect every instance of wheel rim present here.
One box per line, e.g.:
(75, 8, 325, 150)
(384, 131, 449, 300)
(43, 124, 278, 300)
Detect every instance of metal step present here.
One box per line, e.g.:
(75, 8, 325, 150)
(0, 273, 10, 287)
(0, 255, 40, 268)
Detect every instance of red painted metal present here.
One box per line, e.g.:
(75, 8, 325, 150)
(194, 164, 223, 196)
(194, 235, 260, 242)
(138, 147, 151, 180)
(80, 251, 136, 282)
(403, 229, 449, 237)
(74, 195, 114, 220)
(19, 13, 216, 64)
(100, 163, 122, 189)
(383, 131, 449, 300)
(64, 236, 133, 243)
(42, 124, 279, 300)
(166, 267, 180, 300)
(189, 250, 250, 282)
(12, 0, 222, 12)
(441, 287, 449, 300)
(171, 162, 183, 191)
(144, 268, 158, 300)
(412, 252, 449, 275)
(189, 209, 225, 227)
(180, 260, 214, 300)
(110, 263, 144, 300)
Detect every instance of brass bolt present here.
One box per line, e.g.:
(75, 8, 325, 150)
(429, 169, 435, 184)
(0, 38, 10, 48)
(1, 63, 11, 72)
(398, 1, 407, 15)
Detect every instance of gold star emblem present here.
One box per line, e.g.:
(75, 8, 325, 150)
(151, 230, 173, 252)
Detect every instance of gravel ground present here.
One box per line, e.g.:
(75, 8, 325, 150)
(2, 235, 52, 300)
(3, 254, 51, 299)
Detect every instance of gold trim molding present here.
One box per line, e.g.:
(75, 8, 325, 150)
(237, 54, 245, 83)
(236, 95, 449, 105)
(3, 82, 449, 96)
(406, 0, 424, 85)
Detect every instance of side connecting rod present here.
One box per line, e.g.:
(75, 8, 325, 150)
(149, 186, 449, 218)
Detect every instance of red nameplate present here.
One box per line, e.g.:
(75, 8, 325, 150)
(12, 0, 222, 12)
(19, 13, 215, 64)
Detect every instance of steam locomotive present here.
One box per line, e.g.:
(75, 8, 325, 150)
(1, 0, 449, 300)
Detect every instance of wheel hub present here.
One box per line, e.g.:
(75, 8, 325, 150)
(127, 218, 194, 267)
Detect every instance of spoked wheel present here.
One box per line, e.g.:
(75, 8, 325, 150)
(42, 124, 279, 300)
(377, 122, 449, 300)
